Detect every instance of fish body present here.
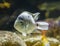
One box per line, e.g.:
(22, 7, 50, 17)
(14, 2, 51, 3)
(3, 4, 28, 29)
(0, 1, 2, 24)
(14, 11, 36, 35)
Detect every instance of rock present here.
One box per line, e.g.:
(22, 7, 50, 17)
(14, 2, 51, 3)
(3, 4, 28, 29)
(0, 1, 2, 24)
(0, 31, 26, 46)
(24, 35, 60, 46)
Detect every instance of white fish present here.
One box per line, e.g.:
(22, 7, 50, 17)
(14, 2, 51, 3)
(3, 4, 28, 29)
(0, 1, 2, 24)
(14, 11, 39, 36)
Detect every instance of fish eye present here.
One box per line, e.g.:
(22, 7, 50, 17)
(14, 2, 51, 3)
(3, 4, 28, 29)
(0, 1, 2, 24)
(18, 17, 23, 20)
(28, 16, 30, 18)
